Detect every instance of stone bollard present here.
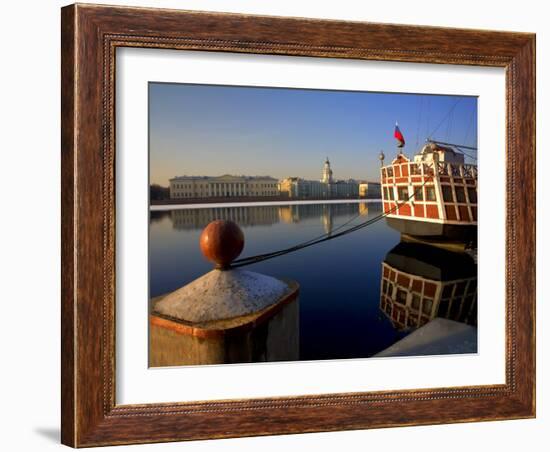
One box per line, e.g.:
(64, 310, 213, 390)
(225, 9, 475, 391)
(149, 220, 300, 366)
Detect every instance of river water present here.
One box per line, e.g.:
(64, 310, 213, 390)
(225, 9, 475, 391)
(149, 201, 477, 361)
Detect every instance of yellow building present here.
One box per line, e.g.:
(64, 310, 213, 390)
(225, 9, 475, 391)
(279, 158, 359, 199)
(359, 182, 382, 199)
(278, 177, 327, 199)
(169, 174, 279, 200)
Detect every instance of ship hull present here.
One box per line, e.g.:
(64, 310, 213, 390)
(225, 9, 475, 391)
(386, 217, 477, 242)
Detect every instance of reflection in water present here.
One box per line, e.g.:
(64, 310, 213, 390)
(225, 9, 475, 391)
(157, 202, 373, 232)
(380, 241, 477, 331)
(170, 205, 280, 229)
(149, 201, 475, 362)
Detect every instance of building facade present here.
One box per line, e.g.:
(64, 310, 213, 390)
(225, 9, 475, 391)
(359, 182, 382, 199)
(278, 177, 328, 199)
(279, 158, 359, 199)
(169, 175, 279, 200)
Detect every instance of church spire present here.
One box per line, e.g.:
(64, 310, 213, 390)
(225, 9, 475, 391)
(322, 157, 333, 184)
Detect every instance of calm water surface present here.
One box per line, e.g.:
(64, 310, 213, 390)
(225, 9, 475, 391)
(149, 201, 475, 361)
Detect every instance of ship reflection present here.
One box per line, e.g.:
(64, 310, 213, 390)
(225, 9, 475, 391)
(379, 241, 477, 332)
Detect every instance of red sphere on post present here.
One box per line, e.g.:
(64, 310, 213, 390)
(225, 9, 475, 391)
(199, 220, 244, 269)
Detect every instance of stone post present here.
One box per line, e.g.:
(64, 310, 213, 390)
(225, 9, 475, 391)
(149, 220, 300, 366)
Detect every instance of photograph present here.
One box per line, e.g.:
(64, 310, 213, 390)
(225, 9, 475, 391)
(52, 1, 538, 447)
(148, 82, 479, 367)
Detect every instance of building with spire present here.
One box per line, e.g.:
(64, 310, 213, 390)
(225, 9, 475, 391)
(279, 157, 359, 199)
(321, 157, 333, 184)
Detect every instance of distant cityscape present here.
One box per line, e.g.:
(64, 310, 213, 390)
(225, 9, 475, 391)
(154, 158, 381, 203)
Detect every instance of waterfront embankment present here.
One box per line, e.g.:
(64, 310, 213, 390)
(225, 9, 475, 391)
(151, 198, 382, 211)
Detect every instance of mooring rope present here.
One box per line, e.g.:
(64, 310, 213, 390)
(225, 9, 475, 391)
(231, 175, 433, 268)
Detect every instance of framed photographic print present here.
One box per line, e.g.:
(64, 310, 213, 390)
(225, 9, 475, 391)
(61, 3, 536, 447)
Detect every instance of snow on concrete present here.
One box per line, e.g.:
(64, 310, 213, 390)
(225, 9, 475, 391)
(154, 268, 290, 323)
(375, 318, 477, 357)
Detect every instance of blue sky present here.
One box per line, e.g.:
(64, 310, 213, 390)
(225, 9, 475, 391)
(149, 83, 477, 185)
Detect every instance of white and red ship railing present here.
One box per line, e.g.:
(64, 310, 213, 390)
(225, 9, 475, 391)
(380, 156, 478, 224)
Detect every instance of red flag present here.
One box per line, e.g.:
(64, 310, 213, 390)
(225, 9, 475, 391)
(394, 123, 405, 148)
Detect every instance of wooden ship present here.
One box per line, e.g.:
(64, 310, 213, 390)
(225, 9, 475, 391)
(380, 139, 478, 242)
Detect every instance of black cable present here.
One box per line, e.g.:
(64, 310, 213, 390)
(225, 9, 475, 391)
(428, 98, 461, 140)
(454, 147, 477, 162)
(415, 96, 423, 148)
(464, 105, 475, 146)
(231, 177, 432, 268)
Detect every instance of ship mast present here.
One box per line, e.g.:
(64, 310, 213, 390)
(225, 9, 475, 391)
(428, 139, 477, 151)
(427, 139, 477, 161)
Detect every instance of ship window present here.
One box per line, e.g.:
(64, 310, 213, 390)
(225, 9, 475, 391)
(467, 187, 478, 204)
(397, 186, 409, 201)
(467, 279, 477, 293)
(455, 281, 467, 295)
(455, 186, 466, 203)
(413, 186, 424, 201)
(387, 187, 394, 200)
(411, 293, 421, 310)
(442, 285, 454, 299)
(387, 167, 394, 177)
(396, 289, 408, 305)
(422, 298, 433, 315)
(425, 186, 436, 201)
(463, 295, 475, 312)
(438, 299, 450, 317)
(442, 185, 454, 202)
(450, 300, 461, 320)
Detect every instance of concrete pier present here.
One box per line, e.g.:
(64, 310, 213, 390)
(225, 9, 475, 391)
(374, 318, 477, 357)
(149, 220, 299, 366)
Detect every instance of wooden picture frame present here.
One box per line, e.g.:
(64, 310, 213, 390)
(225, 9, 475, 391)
(61, 3, 536, 447)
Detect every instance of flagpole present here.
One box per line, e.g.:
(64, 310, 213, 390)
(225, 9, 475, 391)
(395, 121, 404, 156)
